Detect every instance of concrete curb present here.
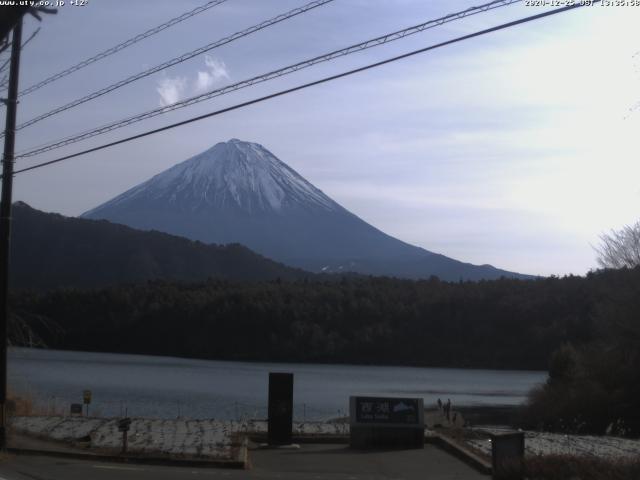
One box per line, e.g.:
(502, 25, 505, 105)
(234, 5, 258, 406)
(248, 433, 349, 444)
(7, 437, 249, 470)
(427, 433, 492, 475)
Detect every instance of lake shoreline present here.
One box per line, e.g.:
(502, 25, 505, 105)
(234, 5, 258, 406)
(9, 347, 546, 421)
(10, 346, 548, 373)
(455, 405, 521, 426)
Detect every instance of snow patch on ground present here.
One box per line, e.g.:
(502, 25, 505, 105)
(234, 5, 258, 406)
(16, 416, 636, 462)
(10, 416, 349, 459)
(466, 428, 640, 460)
(11, 416, 241, 459)
(244, 420, 348, 436)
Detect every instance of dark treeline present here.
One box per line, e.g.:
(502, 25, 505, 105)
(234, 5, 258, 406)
(10, 202, 307, 290)
(523, 266, 640, 436)
(12, 267, 638, 371)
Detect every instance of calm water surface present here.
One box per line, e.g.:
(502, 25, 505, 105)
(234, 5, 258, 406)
(9, 347, 545, 420)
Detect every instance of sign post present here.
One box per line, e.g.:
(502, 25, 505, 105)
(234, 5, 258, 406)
(267, 372, 293, 445)
(350, 396, 424, 449)
(83, 390, 92, 416)
(70, 403, 83, 416)
(118, 418, 132, 454)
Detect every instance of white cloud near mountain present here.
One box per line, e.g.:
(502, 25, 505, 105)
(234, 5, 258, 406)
(195, 56, 229, 92)
(156, 74, 187, 107)
(156, 56, 229, 106)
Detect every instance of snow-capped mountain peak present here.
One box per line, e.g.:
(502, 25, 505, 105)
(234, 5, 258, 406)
(85, 139, 337, 216)
(82, 138, 531, 281)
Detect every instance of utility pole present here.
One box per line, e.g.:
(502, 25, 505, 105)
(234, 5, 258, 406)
(0, 17, 23, 449)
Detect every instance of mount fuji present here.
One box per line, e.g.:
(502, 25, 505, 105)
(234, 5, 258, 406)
(82, 139, 530, 281)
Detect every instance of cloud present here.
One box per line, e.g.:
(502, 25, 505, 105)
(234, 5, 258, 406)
(194, 56, 229, 93)
(155, 56, 228, 107)
(156, 74, 187, 107)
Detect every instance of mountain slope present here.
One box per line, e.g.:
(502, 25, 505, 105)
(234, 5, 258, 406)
(10, 202, 308, 290)
(83, 139, 531, 281)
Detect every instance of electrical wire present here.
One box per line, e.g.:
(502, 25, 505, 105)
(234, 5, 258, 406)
(8, 0, 335, 136)
(15, 0, 522, 158)
(0, 27, 40, 83)
(11, 3, 591, 177)
(17, 0, 230, 97)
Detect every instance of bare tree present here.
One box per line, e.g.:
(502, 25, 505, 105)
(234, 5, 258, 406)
(595, 221, 640, 269)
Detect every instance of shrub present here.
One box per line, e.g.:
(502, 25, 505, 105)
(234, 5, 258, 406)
(523, 455, 640, 480)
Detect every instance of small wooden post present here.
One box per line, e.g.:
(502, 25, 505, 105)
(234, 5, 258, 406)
(118, 418, 131, 454)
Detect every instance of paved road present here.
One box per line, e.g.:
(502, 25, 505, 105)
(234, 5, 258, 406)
(0, 444, 488, 480)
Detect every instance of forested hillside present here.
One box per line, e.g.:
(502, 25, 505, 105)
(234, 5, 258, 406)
(13, 267, 636, 371)
(10, 202, 308, 290)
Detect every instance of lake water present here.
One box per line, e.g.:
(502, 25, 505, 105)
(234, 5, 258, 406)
(8, 347, 546, 421)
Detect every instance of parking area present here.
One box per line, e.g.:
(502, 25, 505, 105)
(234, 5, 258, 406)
(249, 443, 489, 479)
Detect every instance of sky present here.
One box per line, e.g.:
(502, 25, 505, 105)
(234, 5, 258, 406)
(4, 0, 640, 277)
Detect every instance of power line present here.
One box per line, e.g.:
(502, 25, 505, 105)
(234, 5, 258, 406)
(16, 0, 230, 98)
(15, 0, 522, 159)
(0, 27, 40, 82)
(8, 0, 335, 136)
(12, 3, 591, 177)
(0, 40, 10, 57)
